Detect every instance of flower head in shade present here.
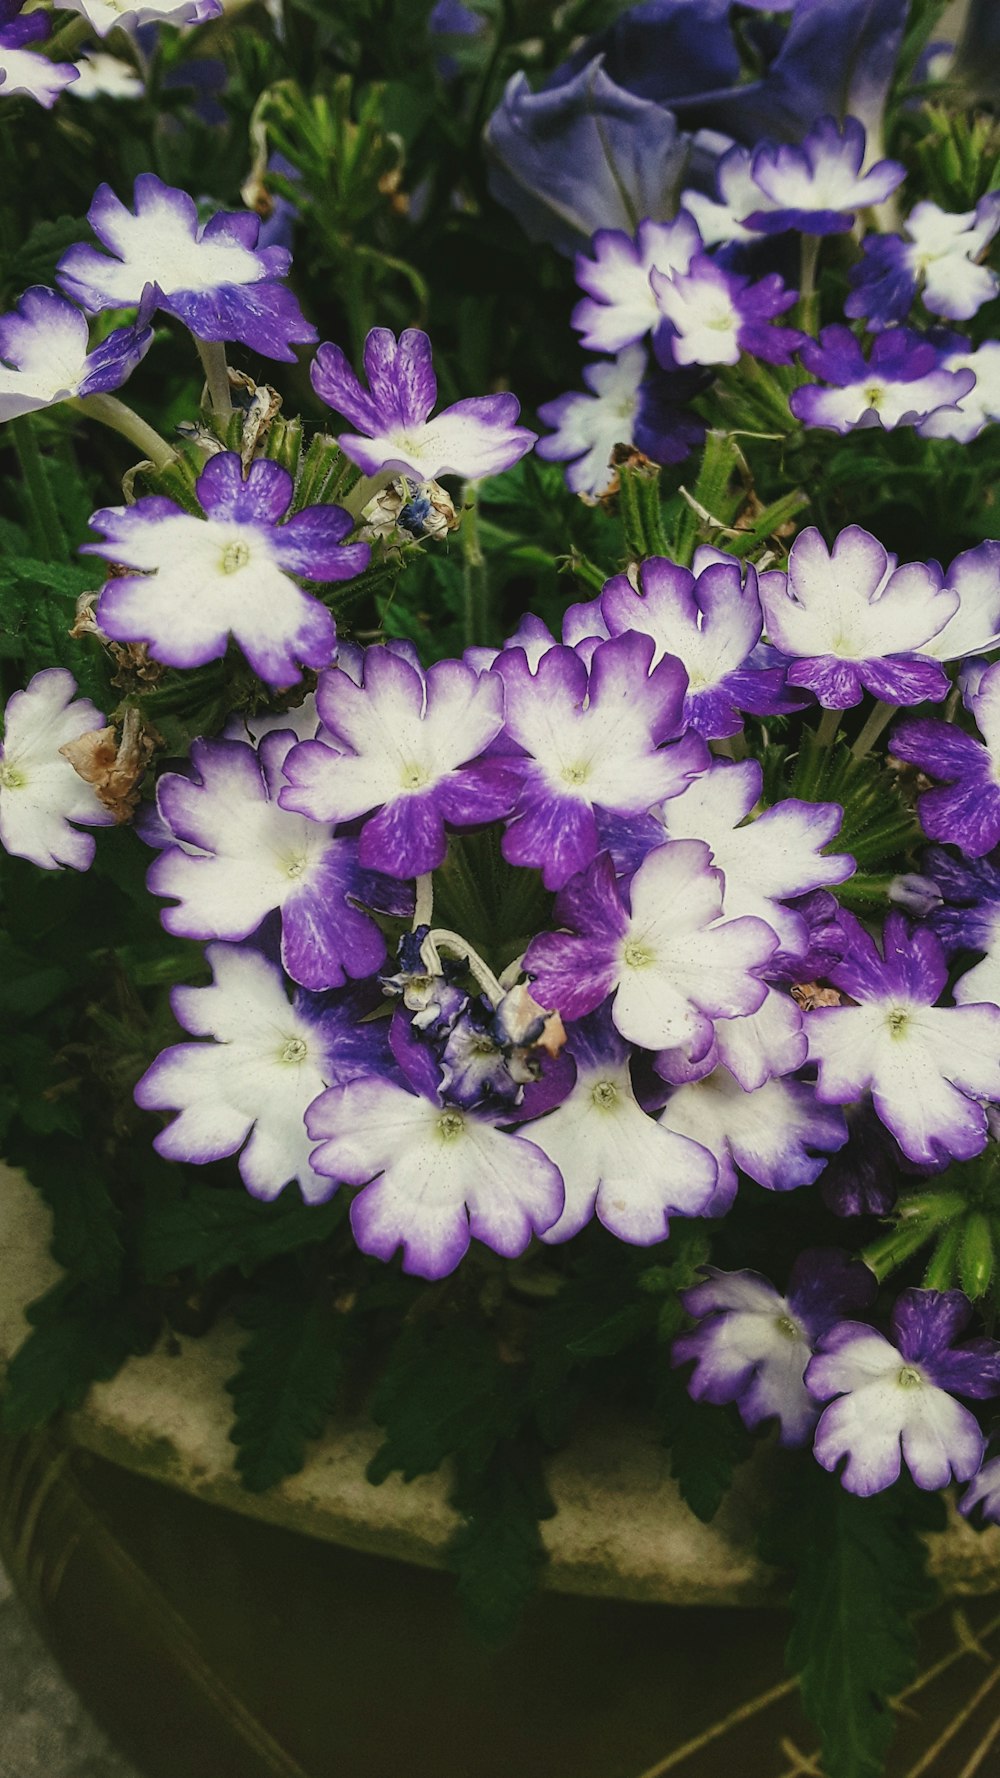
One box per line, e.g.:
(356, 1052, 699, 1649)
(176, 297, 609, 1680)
(673, 1251, 877, 1448)
(572, 214, 701, 353)
(146, 732, 411, 993)
(525, 843, 778, 1054)
(536, 345, 705, 498)
(0, 3, 77, 107)
(808, 1287, 1000, 1495)
(757, 524, 956, 709)
(135, 945, 390, 1203)
(68, 52, 144, 101)
(0, 285, 153, 422)
(806, 911, 1000, 1166)
(847, 195, 1000, 329)
(278, 648, 516, 879)
(651, 255, 803, 369)
(85, 452, 367, 687)
(0, 669, 113, 871)
(745, 116, 905, 236)
(654, 759, 854, 953)
(57, 0, 221, 34)
(819, 1100, 909, 1219)
(680, 145, 776, 248)
(305, 1016, 564, 1278)
(891, 660, 1000, 858)
(789, 325, 976, 433)
(311, 327, 536, 481)
(57, 174, 315, 361)
(917, 340, 1000, 444)
(659, 1071, 849, 1210)
(960, 1451, 1000, 1524)
(598, 550, 802, 739)
(521, 1008, 717, 1245)
(494, 631, 707, 892)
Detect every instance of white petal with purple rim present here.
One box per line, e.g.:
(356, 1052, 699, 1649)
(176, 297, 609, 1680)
(0, 668, 111, 871)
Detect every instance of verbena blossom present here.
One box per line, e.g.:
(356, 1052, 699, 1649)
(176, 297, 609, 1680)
(920, 540, 1000, 662)
(847, 195, 1000, 328)
(146, 732, 409, 992)
(524, 843, 777, 1053)
(651, 255, 803, 369)
(655, 981, 808, 1094)
(790, 326, 976, 433)
(0, 285, 153, 423)
(305, 1016, 564, 1278)
(924, 851, 1000, 1009)
(571, 214, 700, 352)
(654, 759, 853, 951)
(891, 660, 1000, 856)
(595, 550, 801, 738)
(673, 1252, 876, 1447)
(57, 174, 316, 361)
(536, 345, 704, 497)
(57, 0, 221, 34)
(960, 1451, 1000, 1523)
(806, 911, 1000, 1166)
(757, 524, 956, 708)
(918, 340, 1000, 444)
(0, 2, 77, 107)
(134, 944, 387, 1202)
(808, 1288, 1000, 1495)
(493, 631, 707, 891)
(744, 116, 905, 236)
(659, 1070, 849, 1207)
(68, 52, 144, 102)
(85, 452, 367, 686)
(311, 326, 536, 480)
(679, 145, 775, 248)
(279, 647, 515, 879)
(521, 1008, 718, 1244)
(0, 669, 112, 871)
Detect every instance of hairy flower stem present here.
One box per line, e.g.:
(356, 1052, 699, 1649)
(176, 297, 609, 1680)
(195, 337, 233, 419)
(852, 698, 896, 759)
(10, 416, 68, 562)
(71, 393, 177, 471)
(814, 706, 842, 750)
(420, 928, 505, 1006)
(461, 478, 490, 650)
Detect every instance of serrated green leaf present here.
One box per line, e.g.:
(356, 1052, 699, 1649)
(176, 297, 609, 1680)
(367, 1321, 519, 1485)
(141, 1180, 344, 1284)
(659, 1371, 754, 1522)
(227, 1273, 353, 1492)
(1, 1279, 159, 1432)
(448, 1438, 555, 1642)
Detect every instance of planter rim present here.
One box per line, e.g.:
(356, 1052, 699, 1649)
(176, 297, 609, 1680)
(2, 1163, 999, 1607)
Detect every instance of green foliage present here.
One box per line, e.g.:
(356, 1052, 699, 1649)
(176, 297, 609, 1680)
(658, 1373, 755, 1524)
(1, 1278, 160, 1433)
(142, 1177, 345, 1285)
(449, 1438, 556, 1643)
(766, 1467, 942, 1778)
(227, 1268, 355, 1492)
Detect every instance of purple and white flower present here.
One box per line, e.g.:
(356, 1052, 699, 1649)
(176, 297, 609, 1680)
(0, 285, 153, 422)
(656, 982, 808, 1094)
(56, 0, 221, 34)
(134, 944, 387, 1203)
(654, 759, 853, 949)
(525, 843, 778, 1054)
(679, 145, 776, 248)
(673, 1251, 876, 1447)
(305, 1020, 564, 1278)
(597, 549, 801, 739)
(745, 116, 905, 236)
(495, 631, 707, 891)
(279, 647, 515, 879)
(960, 1452, 1000, 1524)
(146, 732, 408, 992)
(758, 524, 956, 708)
(918, 341, 1000, 444)
(572, 214, 701, 353)
(847, 195, 1000, 328)
(659, 1068, 848, 1207)
(892, 660, 1000, 857)
(0, 3, 77, 107)
(57, 175, 315, 362)
(0, 669, 112, 871)
(808, 1288, 1000, 1495)
(85, 452, 367, 687)
(311, 326, 536, 481)
(921, 540, 1000, 662)
(790, 325, 976, 433)
(651, 254, 803, 369)
(536, 345, 704, 498)
(521, 1010, 717, 1245)
(806, 911, 1000, 1166)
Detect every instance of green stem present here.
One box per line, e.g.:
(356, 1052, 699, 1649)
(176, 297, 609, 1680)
(413, 873, 434, 931)
(461, 478, 489, 649)
(814, 705, 842, 750)
(44, 15, 91, 60)
(70, 394, 176, 470)
(851, 699, 895, 760)
(10, 416, 68, 562)
(340, 467, 393, 521)
(195, 337, 233, 419)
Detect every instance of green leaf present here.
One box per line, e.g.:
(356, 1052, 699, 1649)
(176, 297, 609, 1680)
(141, 1179, 344, 1284)
(1, 1279, 159, 1433)
(367, 1321, 520, 1485)
(448, 1438, 555, 1642)
(659, 1372, 754, 1523)
(767, 1468, 941, 1778)
(227, 1272, 353, 1492)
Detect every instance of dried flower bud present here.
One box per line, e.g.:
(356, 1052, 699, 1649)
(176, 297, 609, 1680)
(59, 707, 161, 823)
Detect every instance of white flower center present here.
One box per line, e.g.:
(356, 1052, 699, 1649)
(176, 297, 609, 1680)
(623, 939, 655, 970)
(775, 1314, 801, 1340)
(0, 762, 26, 790)
(436, 1109, 465, 1142)
(220, 539, 252, 575)
(284, 854, 308, 879)
(279, 1036, 308, 1064)
(560, 760, 591, 787)
(400, 760, 433, 792)
(705, 301, 736, 332)
(864, 383, 885, 410)
(591, 1079, 619, 1111)
(885, 1006, 911, 1039)
(897, 1365, 923, 1389)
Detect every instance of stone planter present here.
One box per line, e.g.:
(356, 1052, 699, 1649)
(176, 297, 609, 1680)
(3, 1161, 1000, 1778)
